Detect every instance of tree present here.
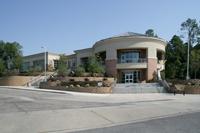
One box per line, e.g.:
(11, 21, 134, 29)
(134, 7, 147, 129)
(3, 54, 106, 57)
(181, 18, 199, 46)
(0, 41, 23, 73)
(191, 49, 200, 79)
(165, 35, 187, 79)
(181, 18, 200, 79)
(145, 29, 158, 37)
(13, 55, 23, 70)
(57, 55, 68, 76)
(87, 56, 105, 76)
(0, 59, 5, 76)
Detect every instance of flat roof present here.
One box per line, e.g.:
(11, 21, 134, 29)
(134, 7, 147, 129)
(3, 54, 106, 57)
(23, 52, 60, 58)
(74, 48, 93, 53)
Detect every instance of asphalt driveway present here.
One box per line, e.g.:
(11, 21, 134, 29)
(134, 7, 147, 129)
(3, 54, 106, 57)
(0, 87, 200, 133)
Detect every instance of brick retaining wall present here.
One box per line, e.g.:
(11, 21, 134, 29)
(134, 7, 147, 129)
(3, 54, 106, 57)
(40, 83, 112, 93)
(0, 76, 34, 86)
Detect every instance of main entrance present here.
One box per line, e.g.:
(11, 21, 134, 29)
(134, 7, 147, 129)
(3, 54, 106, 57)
(124, 71, 141, 83)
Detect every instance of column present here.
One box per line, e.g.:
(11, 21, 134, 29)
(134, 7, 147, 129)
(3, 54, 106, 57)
(105, 48, 117, 77)
(147, 47, 157, 81)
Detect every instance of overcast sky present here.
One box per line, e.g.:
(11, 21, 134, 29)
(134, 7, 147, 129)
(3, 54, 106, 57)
(0, 0, 200, 55)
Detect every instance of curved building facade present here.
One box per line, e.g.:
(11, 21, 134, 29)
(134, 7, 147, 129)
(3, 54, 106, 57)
(68, 32, 167, 83)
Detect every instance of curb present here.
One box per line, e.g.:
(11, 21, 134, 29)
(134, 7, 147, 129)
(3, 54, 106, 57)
(0, 86, 112, 97)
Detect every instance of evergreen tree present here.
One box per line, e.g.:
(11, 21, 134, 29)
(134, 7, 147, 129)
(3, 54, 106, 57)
(165, 35, 187, 79)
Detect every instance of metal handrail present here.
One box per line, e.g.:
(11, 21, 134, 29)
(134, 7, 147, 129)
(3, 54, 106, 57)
(118, 58, 147, 63)
(24, 71, 57, 87)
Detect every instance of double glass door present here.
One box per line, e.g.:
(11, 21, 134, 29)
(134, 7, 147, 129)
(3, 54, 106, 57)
(125, 71, 140, 83)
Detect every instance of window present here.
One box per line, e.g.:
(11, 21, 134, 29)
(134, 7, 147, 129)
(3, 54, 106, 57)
(54, 60, 59, 69)
(120, 52, 139, 63)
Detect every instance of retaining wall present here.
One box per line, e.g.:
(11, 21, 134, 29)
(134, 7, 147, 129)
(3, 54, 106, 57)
(40, 83, 112, 93)
(0, 76, 34, 86)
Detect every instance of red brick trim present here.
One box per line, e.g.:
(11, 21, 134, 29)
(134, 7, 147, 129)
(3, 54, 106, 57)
(147, 58, 157, 81)
(105, 59, 117, 77)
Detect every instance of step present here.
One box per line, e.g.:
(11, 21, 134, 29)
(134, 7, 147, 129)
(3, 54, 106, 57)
(113, 83, 166, 93)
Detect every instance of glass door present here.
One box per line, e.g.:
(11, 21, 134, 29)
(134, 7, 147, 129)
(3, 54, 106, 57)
(134, 71, 141, 83)
(125, 73, 133, 83)
(124, 71, 141, 83)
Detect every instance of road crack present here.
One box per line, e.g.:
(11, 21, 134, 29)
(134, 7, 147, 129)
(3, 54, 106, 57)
(91, 110, 114, 124)
(13, 102, 28, 113)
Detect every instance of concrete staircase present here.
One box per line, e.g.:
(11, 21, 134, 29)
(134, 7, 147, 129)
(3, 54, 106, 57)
(28, 76, 47, 87)
(113, 83, 166, 93)
(25, 72, 57, 87)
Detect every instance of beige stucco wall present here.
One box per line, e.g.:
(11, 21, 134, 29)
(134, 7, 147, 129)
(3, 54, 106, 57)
(23, 53, 60, 70)
(92, 36, 166, 80)
(73, 36, 166, 64)
(93, 37, 166, 60)
(75, 48, 93, 65)
(48, 54, 60, 68)
(23, 54, 45, 66)
(67, 36, 166, 81)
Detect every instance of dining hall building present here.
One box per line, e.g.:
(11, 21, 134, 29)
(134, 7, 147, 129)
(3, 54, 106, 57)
(66, 32, 167, 83)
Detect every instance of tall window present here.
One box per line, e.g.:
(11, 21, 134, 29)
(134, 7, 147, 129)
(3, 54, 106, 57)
(54, 60, 59, 69)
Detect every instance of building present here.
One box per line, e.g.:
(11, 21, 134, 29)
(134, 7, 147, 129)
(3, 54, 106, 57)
(22, 52, 60, 72)
(66, 54, 76, 71)
(67, 32, 166, 83)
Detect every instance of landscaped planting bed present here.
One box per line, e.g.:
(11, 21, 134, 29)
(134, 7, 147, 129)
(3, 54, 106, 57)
(39, 76, 114, 93)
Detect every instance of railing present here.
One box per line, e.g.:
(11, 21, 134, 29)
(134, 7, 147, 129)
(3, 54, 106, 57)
(24, 71, 57, 87)
(118, 58, 147, 63)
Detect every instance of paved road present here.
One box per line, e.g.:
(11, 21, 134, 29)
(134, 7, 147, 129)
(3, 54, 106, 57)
(0, 87, 177, 114)
(0, 87, 172, 113)
(1, 87, 200, 133)
(74, 111, 200, 133)
(0, 87, 114, 113)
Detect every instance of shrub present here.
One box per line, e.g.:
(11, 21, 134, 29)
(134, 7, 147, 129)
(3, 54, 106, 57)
(103, 80, 111, 87)
(57, 63, 68, 77)
(84, 78, 90, 81)
(85, 84, 90, 87)
(75, 66, 85, 77)
(61, 81, 99, 87)
(103, 78, 108, 81)
(87, 56, 105, 76)
(69, 79, 75, 82)
(57, 55, 68, 77)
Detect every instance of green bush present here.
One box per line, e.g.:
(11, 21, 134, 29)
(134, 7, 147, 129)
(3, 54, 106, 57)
(57, 55, 68, 77)
(75, 66, 85, 77)
(60, 80, 111, 87)
(61, 81, 99, 87)
(87, 56, 105, 76)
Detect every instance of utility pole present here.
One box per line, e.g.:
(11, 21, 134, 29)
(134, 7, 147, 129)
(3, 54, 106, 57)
(41, 46, 47, 81)
(186, 38, 190, 80)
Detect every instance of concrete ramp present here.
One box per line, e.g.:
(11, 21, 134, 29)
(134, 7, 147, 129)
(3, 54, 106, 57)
(113, 83, 166, 93)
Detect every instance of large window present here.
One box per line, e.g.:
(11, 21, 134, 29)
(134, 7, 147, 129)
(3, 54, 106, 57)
(120, 52, 139, 63)
(33, 60, 44, 70)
